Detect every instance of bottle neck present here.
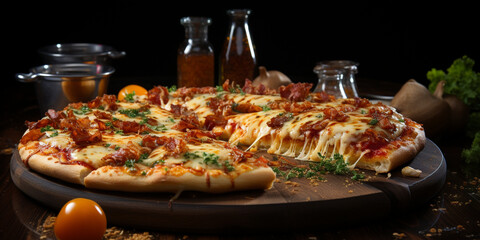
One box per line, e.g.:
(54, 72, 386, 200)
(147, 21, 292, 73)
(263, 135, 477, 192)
(227, 9, 250, 26)
(181, 17, 211, 42)
(185, 25, 209, 41)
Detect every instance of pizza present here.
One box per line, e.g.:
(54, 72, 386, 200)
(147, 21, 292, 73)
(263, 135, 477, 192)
(17, 80, 425, 193)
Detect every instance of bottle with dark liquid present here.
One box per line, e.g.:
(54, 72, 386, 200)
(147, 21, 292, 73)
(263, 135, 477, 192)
(219, 9, 257, 87)
(177, 17, 214, 87)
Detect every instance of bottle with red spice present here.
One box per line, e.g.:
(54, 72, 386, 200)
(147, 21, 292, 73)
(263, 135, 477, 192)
(177, 17, 215, 88)
(219, 9, 257, 87)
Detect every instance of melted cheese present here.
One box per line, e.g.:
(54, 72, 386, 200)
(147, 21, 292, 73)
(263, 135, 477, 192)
(145, 141, 236, 171)
(225, 100, 410, 168)
(70, 145, 115, 168)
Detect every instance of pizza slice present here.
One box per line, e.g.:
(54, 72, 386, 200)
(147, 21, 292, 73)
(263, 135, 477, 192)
(215, 98, 425, 173)
(18, 94, 276, 193)
(162, 80, 426, 173)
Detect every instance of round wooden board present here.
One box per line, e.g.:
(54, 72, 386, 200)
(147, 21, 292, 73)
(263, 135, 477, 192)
(10, 139, 446, 233)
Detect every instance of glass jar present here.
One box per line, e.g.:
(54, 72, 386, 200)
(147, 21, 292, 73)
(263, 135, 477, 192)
(219, 9, 257, 87)
(177, 17, 214, 88)
(314, 60, 359, 98)
(313, 68, 347, 99)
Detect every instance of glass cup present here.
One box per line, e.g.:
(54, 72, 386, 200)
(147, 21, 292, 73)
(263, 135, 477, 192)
(314, 60, 359, 98)
(313, 68, 347, 99)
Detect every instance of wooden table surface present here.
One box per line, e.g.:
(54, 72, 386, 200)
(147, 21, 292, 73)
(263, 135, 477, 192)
(1, 77, 479, 239)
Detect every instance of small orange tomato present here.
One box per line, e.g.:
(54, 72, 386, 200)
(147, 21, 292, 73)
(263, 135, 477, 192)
(118, 84, 148, 101)
(54, 198, 107, 240)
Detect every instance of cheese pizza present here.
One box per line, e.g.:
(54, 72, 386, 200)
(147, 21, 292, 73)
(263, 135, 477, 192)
(17, 80, 425, 193)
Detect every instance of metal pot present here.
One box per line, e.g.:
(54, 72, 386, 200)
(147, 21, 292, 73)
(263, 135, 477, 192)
(16, 64, 115, 113)
(38, 43, 126, 64)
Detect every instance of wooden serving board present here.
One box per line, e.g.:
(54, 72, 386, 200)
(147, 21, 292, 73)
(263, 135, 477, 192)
(10, 139, 446, 233)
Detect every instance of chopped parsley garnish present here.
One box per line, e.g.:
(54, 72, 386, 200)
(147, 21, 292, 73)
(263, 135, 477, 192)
(183, 152, 201, 159)
(40, 125, 59, 137)
(151, 159, 165, 167)
(139, 153, 149, 160)
(277, 112, 294, 120)
(215, 85, 224, 92)
(72, 105, 92, 115)
(40, 125, 55, 132)
(124, 153, 149, 172)
(229, 84, 245, 95)
(272, 153, 365, 181)
(183, 151, 234, 171)
(168, 85, 177, 92)
(124, 91, 136, 102)
(202, 152, 220, 166)
(224, 161, 235, 172)
(261, 105, 271, 111)
(144, 123, 167, 132)
(118, 108, 151, 118)
(368, 118, 379, 125)
(124, 159, 137, 172)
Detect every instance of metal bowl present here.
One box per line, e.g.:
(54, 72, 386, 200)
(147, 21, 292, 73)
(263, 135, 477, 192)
(38, 43, 126, 64)
(16, 64, 115, 113)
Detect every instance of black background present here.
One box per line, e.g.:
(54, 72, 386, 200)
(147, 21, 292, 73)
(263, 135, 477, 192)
(4, 1, 479, 94)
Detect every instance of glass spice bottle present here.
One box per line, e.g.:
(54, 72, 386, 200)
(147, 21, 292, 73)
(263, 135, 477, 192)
(219, 9, 257, 87)
(315, 60, 360, 98)
(313, 68, 348, 99)
(177, 17, 214, 88)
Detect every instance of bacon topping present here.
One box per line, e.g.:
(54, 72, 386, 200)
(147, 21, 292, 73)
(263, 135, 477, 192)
(93, 110, 112, 120)
(141, 135, 188, 157)
(174, 86, 217, 100)
(322, 107, 349, 122)
(25, 118, 52, 130)
(242, 79, 277, 95)
(311, 91, 335, 103)
(357, 129, 389, 152)
(203, 114, 228, 130)
(172, 115, 200, 132)
(267, 113, 293, 129)
(147, 86, 169, 105)
(44, 109, 103, 146)
(299, 120, 329, 135)
(20, 129, 45, 144)
(222, 142, 253, 163)
(234, 103, 263, 113)
(87, 94, 118, 111)
(279, 82, 313, 102)
(279, 101, 315, 113)
(71, 128, 102, 146)
(367, 103, 396, 132)
(103, 141, 148, 166)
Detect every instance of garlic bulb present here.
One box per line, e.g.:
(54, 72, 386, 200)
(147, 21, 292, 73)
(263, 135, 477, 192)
(252, 66, 292, 90)
(391, 79, 451, 138)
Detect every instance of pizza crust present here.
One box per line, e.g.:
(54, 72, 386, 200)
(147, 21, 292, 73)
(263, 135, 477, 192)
(19, 145, 92, 185)
(355, 126, 426, 173)
(83, 166, 276, 193)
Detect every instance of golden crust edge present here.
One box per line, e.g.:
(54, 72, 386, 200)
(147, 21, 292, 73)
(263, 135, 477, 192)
(18, 144, 91, 185)
(356, 126, 426, 173)
(84, 166, 276, 193)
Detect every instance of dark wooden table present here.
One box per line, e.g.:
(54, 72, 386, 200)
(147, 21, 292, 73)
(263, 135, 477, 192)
(1, 77, 479, 239)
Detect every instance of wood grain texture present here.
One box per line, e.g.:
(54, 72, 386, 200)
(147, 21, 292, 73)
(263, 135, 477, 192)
(10, 139, 446, 233)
